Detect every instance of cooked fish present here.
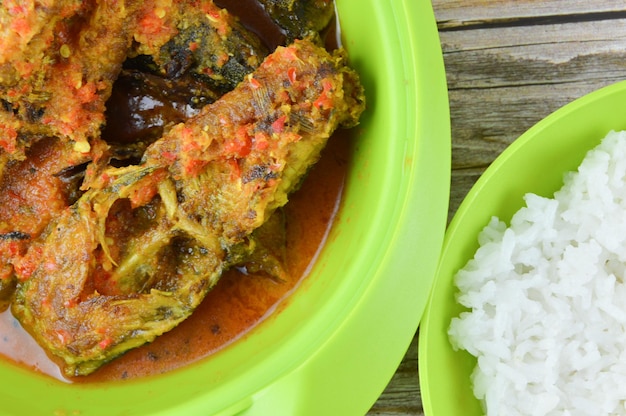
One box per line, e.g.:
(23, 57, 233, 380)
(0, 137, 92, 308)
(0, 0, 289, 309)
(0, 0, 266, 159)
(12, 38, 365, 376)
(130, 0, 268, 93)
(102, 0, 270, 163)
(0, 0, 142, 157)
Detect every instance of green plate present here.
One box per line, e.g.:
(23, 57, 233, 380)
(0, 0, 449, 415)
(419, 80, 626, 415)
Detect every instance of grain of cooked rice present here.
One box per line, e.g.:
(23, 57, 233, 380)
(448, 130, 626, 416)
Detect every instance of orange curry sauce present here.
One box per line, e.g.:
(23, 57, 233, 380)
(0, 0, 353, 382)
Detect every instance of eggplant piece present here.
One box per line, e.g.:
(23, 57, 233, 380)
(257, 0, 335, 41)
(12, 38, 365, 376)
(102, 69, 219, 153)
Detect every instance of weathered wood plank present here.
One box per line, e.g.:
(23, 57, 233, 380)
(435, 0, 626, 29)
(443, 21, 626, 67)
(443, 19, 626, 217)
(448, 81, 615, 173)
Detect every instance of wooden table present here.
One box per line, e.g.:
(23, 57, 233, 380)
(368, 1, 626, 414)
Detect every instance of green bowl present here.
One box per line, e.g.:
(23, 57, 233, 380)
(419, 80, 626, 415)
(0, 0, 449, 415)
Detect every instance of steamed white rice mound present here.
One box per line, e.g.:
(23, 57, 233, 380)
(448, 130, 626, 416)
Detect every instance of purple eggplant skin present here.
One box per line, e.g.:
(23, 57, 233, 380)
(258, 0, 335, 41)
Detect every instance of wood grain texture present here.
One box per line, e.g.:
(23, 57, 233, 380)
(443, 16, 626, 219)
(368, 1, 626, 414)
(436, 0, 626, 29)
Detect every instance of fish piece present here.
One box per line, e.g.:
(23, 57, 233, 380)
(0, 0, 142, 157)
(12, 38, 365, 376)
(130, 0, 268, 93)
(0, 137, 91, 307)
(257, 0, 335, 41)
(0, 0, 270, 297)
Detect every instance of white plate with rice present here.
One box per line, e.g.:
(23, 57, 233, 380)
(419, 80, 626, 416)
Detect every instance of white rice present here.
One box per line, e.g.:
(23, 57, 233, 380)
(448, 130, 626, 416)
